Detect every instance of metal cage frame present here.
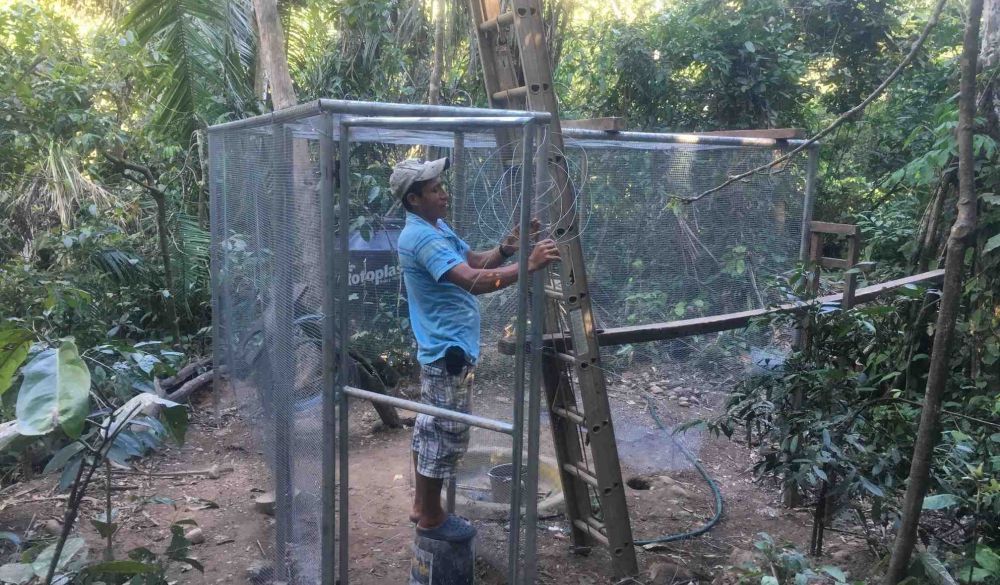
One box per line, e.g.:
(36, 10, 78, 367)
(208, 99, 819, 585)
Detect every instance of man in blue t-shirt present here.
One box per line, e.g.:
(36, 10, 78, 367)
(391, 157, 559, 542)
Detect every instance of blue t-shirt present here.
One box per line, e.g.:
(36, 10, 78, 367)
(398, 212, 481, 365)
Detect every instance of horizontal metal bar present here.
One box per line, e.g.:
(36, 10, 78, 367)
(207, 101, 326, 133)
(320, 99, 551, 122)
(341, 115, 536, 130)
(341, 385, 514, 435)
(208, 99, 552, 133)
(563, 127, 817, 149)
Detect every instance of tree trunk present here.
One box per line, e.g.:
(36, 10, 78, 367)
(882, 0, 984, 581)
(918, 178, 950, 272)
(252, 0, 296, 110)
(246, 0, 401, 432)
(425, 0, 446, 159)
(428, 0, 446, 107)
(152, 191, 183, 344)
(981, 0, 1000, 137)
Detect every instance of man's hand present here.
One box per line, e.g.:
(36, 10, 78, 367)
(528, 239, 560, 272)
(500, 218, 542, 257)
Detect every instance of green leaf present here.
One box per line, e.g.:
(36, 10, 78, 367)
(761, 576, 779, 585)
(0, 328, 33, 398)
(58, 456, 83, 492)
(0, 563, 34, 584)
(166, 524, 191, 562)
(43, 442, 85, 474)
(821, 566, 847, 583)
(744, 41, 756, 53)
(970, 568, 992, 582)
(922, 494, 961, 510)
(975, 546, 1000, 573)
(982, 193, 1000, 205)
(90, 518, 118, 539)
(859, 475, 884, 497)
(0, 421, 25, 453)
(161, 402, 188, 446)
(180, 557, 205, 573)
(84, 559, 157, 575)
(917, 550, 959, 585)
(31, 536, 87, 577)
(984, 234, 1000, 255)
(103, 393, 182, 441)
(15, 341, 91, 439)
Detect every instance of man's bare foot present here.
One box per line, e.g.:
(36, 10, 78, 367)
(409, 509, 421, 524)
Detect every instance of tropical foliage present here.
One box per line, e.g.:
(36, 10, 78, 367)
(0, 0, 998, 583)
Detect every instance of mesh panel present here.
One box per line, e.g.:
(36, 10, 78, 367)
(209, 106, 811, 584)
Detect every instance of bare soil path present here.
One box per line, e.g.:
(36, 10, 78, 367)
(0, 365, 876, 584)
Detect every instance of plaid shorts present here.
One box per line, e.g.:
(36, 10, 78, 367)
(412, 359, 475, 479)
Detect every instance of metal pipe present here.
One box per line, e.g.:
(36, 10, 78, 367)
(319, 98, 550, 122)
(319, 113, 338, 585)
(523, 124, 549, 585)
(452, 132, 465, 233)
(342, 386, 515, 435)
(208, 99, 551, 133)
(508, 122, 535, 585)
(218, 138, 238, 400)
(563, 127, 818, 149)
(270, 123, 294, 582)
(337, 123, 352, 585)
(341, 115, 537, 130)
(207, 133, 224, 389)
(207, 101, 326, 133)
(799, 146, 820, 261)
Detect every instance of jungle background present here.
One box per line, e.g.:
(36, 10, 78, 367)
(0, 0, 998, 583)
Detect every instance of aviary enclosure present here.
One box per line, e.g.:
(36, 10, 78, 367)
(208, 99, 816, 584)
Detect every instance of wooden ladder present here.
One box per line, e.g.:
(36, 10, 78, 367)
(467, 0, 639, 579)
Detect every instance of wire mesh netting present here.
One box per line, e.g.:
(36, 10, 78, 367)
(209, 104, 811, 584)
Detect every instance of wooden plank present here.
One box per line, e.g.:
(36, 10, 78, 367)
(560, 117, 625, 132)
(598, 269, 944, 346)
(810, 221, 857, 235)
(842, 234, 861, 309)
(694, 128, 805, 139)
(820, 257, 851, 270)
(499, 270, 946, 353)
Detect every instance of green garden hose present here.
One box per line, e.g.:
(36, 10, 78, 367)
(633, 392, 724, 546)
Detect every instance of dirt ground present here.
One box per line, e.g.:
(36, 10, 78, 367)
(0, 360, 878, 584)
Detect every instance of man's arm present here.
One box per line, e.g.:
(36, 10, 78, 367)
(465, 218, 541, 270)
(466, 246, 509, 270)
(445, 239, 560, 295)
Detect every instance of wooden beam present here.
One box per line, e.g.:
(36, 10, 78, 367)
(820, 257, 851, 270)
(810, 221, 857, 235)
(560, 117, 626, 132)
(694, 128, 805, 139)
(499, 270, 945, 353)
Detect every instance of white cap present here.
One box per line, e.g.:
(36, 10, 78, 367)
(390, 157, 450, 200)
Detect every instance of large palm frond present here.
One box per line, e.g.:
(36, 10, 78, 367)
(286, 1, 341, 99)
(12, 142, 114, 228)
(123, 0, 256, 143)
(172, 210, 210, 315)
